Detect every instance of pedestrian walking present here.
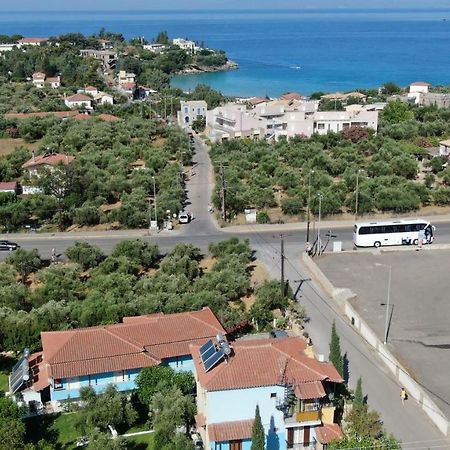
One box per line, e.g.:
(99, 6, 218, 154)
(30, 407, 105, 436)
(400, 387, 407, 405)
(51, 247, 56, 263)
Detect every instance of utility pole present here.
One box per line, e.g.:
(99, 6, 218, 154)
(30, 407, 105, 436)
(148, 196, 152, 233)
(355, 170, 360, 221)
(280, 234, 285, 297)
(317, 193, 324, 255)
(219, 161, 226, 221)
(152, 176, 158, 230)
(306, 169, 314, 248)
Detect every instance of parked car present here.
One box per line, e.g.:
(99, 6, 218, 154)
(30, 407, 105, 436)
(0, 240, 20, 251)
(178, 212, 192, 224)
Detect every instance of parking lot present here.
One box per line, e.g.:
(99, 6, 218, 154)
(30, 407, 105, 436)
(317, 249, 450, 420)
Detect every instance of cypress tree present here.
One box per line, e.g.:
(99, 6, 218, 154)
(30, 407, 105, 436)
(329, 320, 344, 377)
(354, 377, 364, 409)
(251, 404, 265, 450)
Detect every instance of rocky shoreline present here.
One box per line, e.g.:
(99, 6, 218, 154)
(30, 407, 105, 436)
(177, 60, 239, 75)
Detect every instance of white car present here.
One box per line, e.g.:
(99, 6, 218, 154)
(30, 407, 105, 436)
(178, 212, 192, 224)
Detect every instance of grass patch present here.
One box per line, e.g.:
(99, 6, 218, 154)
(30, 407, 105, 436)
(26, 412, 81, 450)
(0, 138, 41, 156)
(0, 354, 16, 393)
(126, 432, 154, 450)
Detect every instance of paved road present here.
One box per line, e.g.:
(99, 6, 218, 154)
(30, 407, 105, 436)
(2, 136, 450, 443)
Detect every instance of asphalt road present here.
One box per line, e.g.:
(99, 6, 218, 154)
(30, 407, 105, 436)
(1, 136, 450, 443)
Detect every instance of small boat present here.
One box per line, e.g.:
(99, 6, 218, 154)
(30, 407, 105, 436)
(291, 65, 302, 70)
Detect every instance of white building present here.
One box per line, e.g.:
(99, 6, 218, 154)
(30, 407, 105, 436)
(439, 140, 450, 158)
(173, 38, 199, 54)
(95, 92, 114, 105)
(17, 37, 48, 46)
(206, 101, 378, 142)
(408, 81, 431, 105)
(64, 93, 93, 109)
(32, 73, 60, 89)
(0, 43, 17, 53)
(118, 70, 136, 85)
(143, 43, 167, 53)
(178, 100, 208, 128)
(206, 103, 266, 142)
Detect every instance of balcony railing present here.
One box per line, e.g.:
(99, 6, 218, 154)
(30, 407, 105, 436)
(295, 409, 321, 422)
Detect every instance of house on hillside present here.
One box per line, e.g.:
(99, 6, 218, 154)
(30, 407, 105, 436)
(83, 86, 99, 96)
(0, 181, 18, 194)
(0, 43, 17, 52)
(98, 39, 113, 50)
(64, 93, 93, 110)
(9, 308, 226, 408)
(173, 38, 199, 54)
(191, 337, 344, 450)
(95, 92, 114, 105)
(408, 81, 431, 105)
(143, 43, 167, 53)
(178, 100, 207, 128)
(17, 37, 48, 47)
(32, 72, 61, 89)
(118, 70, 136, 85)
(22, 152, 75, 178)
(80, 49, 117, 71)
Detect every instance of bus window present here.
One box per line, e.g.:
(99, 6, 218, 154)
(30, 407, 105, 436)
(359, 227, 370, 235)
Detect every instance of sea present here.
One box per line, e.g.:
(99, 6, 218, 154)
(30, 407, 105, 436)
(1, 9, 450, 97)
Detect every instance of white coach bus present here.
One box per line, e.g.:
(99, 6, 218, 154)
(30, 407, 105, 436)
(353, 219, 434, 248)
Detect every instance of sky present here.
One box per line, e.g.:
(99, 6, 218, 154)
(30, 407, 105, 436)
(7, 0, 450, 11)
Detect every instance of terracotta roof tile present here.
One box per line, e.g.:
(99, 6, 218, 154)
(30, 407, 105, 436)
(192, 337, 343, 392)
(66, 93, 92, 102)
(22, 153, 75, 169)
(281, 92, 304, 101)
(316, 423, 343, 444)
(0, 181, 17, 190)
(295, 381, 326, 399)
(39, 308, 225, 380)
(208, 419, 254, 442)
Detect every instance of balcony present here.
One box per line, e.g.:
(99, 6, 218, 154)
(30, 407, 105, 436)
(285, 408, 322, 425)
(296, 410, 321, 422)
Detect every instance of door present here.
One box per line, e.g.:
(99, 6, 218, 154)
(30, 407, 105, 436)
(230, 440, 242, 450)
(287, 428, 294, 448)
(303, 426, 310, 446)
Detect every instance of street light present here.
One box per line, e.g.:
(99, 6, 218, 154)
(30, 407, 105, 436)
(152, 176, 158, 230)
(317, 193, 324, 255)
(375, 263, 392, 344)
(306, 169, 314, 248)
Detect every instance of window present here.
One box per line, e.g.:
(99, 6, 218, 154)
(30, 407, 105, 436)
(53, 378, 63, 390)
(270, 392, 277, 398)
(317, 123, 325, 130)
(342, 123, 350, 129)
(184, 107, 188, 113)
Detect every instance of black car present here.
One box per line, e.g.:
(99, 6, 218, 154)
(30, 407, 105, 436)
(0, 240, 20, 251)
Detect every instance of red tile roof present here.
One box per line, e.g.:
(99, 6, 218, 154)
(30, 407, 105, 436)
(120, 82, 136, 90)
(18, 37, 48, 44)
(4, 111, 79, 120)
(97, 113, 120, 122)
(295, 380, 326, 400)
(281, 92, 304, 101)
(0, 181, 17, 191)
(22, 153, 75, 169)
(32, 72, 46, 79)
(192, 337, 343, 392)
(66, 93, 92, 102)
(208, 419, 254, 442)
(40, 308, 225, 380)
(248, 97, 267, 106)
(315, 423, 343, 444)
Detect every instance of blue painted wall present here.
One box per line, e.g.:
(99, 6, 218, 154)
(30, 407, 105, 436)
(50, 354, 195, 401)
(207, 386, 287, 450)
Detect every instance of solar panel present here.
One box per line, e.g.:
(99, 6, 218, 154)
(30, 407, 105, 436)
(200, 340, 216, 362)
(9, 356, 29, 394)
(204, 350, 225, 372)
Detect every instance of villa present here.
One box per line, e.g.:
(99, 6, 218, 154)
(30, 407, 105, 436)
(191, 336, 344, 450)
(32, 72, 61, 89)
(65, 93, 93, 109)
(178, 100, 208, 127)
(10, 308, 226, 409)
(205, 100, 378, 142)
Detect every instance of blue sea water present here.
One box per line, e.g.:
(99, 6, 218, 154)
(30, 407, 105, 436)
(1, 9, 450, 96)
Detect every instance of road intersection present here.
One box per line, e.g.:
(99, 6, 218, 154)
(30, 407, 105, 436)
(2, 136, 450, 443)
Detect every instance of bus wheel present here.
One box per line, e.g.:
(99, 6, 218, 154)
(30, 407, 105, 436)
(413, 239, 419, 245)
(374, 241, 381, 248)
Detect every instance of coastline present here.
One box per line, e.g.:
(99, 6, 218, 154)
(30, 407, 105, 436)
(176, 60, 239, 75)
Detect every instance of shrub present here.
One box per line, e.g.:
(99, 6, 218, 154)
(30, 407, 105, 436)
(65, 242, 105, 270)
(281, 196, 303, 215)
(256, 211, 270, 224)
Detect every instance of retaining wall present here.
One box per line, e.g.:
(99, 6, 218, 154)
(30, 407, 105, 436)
(301, 251, 450, 436)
